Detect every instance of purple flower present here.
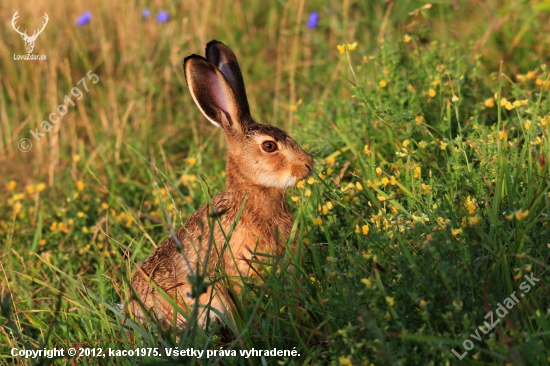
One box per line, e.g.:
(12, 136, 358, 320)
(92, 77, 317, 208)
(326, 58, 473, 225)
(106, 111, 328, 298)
(142, 9, 150, 18)
(156, 11, 169, 23)
(76, 11, 91, 27)
(306, 11, 319, 29)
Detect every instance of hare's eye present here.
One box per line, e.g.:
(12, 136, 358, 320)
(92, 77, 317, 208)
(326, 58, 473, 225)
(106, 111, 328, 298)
(261, 141, 278, 153)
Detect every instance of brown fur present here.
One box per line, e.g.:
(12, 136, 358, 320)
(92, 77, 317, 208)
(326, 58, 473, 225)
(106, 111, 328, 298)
(130, 41, 313, 329)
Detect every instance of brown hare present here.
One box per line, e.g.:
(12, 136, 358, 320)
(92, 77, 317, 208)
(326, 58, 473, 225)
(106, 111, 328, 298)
(130, 40, 313, 329)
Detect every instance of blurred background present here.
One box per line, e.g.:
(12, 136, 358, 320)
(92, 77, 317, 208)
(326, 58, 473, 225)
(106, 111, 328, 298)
(1, 0, 549, 183)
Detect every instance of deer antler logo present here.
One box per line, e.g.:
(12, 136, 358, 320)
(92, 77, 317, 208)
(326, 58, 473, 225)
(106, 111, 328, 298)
(11, 11, 49, 54)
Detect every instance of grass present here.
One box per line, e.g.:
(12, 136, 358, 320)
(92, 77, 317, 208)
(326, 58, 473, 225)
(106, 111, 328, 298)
(1, 0, 549, 365)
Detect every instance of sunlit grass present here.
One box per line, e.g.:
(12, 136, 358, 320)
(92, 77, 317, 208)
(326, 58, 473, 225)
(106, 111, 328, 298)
(1, 1, 550, 365)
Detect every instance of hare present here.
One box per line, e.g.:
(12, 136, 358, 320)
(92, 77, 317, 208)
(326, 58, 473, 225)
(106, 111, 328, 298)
(130, 40, 314, 329)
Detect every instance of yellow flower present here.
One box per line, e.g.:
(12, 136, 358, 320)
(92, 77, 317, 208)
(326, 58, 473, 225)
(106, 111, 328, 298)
(346, 42, 357, 51)
(484, 98, 495, 108)
(326, 156, 335, 165)
(361, 278, 372, 287)
(375, 167, 382, 176)
(291, 196, 300, 202)
(318, 172, 326, 180)
(362, 224, 369, 235)
(428, 88, 436, 97)
(498, 131, 506, 140)
(439, 141, 447, 150)
(26, 185, 35, 195)
(327, 168, 333, 175)
(526, 71, 536, 80)
(364, 145, 371, 156)
(403, 34, 411, 43)
(187, 157, 196, 166)
(467, 216, 482, 226)
(524, 120, 531, 130)
(8, 180, 17, 191)
(504, 102, 514, 111)
(101, 203, 109, 210)
(515, 209, 529, 220)
(307, 177, 315, 185)
(355, 225, 360, 234)
(337, 45, 346, 54)
(414, 166, 421, 179)
(39, 239, 46, 246)
(72, 154, 81, 163)
(13, 202, 22, 215)
(339, 356, 352, 366)
(451, 228, 463, 236)
(322, 205, 329, 215)
(77, 211, 85, 218)
(326, 201, 334, 210)
(423, 3, 433, 9)
(296, 180, 305, 189)
(452, 95, 459, 102)
(381, 177, 389, 186)
(305, 189, 312, 197)
(356, 182, 363, 191)
(379, 80, 387, 88)
(77, 181, 85, 191)
(419, 299, 426, 308)
(313, 218, 323, 226)
(385, 296, 395, 307)
(421, 183, 431, 195)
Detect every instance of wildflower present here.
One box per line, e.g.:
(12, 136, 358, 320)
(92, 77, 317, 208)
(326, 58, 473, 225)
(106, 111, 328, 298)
(187, 157, 196, 166)
(305, 189, 312, 197)
(418, 141, 427, 149)
(452, 95, 459, 102)
(338, 356, 352, 366)
(306, 11, 319, 29)
(101, 202, 109, 210)
(498, 131, 506, 140)
(419, 299, 426, 308)
(8, 180, 17, 190)
(428, 88, 436, 97)
(467, 216, 482, 226)
(381, 177, 389, 186)
(361, 224, 369, 235)
(291, 196, 300, 202)
(484, 98, 495, 108)
(72, 155, 81, 162)
(421, 183, 431, 195)
(326, 201, 334, 210)
(379, 80, 387, 88)
(385, 296, 395, 307)
(403, 34, 411, 43)
(296, 180, 305, 189)
(364, 144, 371, 156)
(346, 42, 357, 51)
(516, 209, 529, 220)
(413, 166, 421, 179)
(526, 71, 536, 80)
(524, 120, 531, 130)
(423, 3, 433, 9)
(361, 278, 372, 287)
(504, 102, 514, 110)
(451, 228, 463, 236)
(156, 11, 169, 23)
(327, 168, 333, 175)
(39, 239, 46, 246)
(325, 156, 335, 165)
(439, 141, 447, 150)
(375, 167, 382, 176)
(307, 177, 315, 185)
(36, 183, 46, 192)
(337, 45, 346, 54)
(355, 225, 360, 234)
(355, 182, 363, 191)
(322, 205, 329, 215)
(76, 11, 91, 26)
(77, 180, 85, 191)
(142, 8, 150, 18)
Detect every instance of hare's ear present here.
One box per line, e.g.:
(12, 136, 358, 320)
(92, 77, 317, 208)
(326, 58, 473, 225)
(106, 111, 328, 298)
(205, 40, 251, 119)
(184, 55, 245, 133)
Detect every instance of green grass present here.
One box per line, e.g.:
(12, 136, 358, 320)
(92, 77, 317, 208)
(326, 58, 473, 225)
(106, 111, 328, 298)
(1, 0, 550, 365)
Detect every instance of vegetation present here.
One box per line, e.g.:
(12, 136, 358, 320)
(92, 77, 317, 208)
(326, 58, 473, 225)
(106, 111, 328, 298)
(1, 0, 549, 365)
